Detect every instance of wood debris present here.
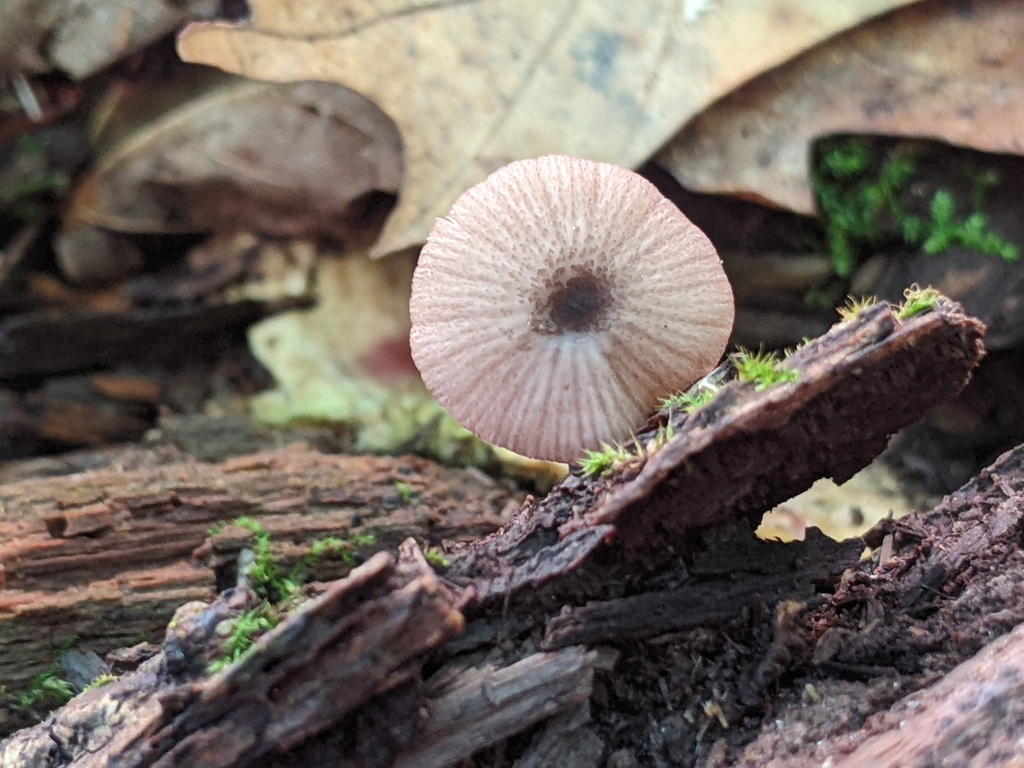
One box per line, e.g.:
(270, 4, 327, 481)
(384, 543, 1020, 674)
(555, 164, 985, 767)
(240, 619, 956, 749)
(3, 296, 1017, 767)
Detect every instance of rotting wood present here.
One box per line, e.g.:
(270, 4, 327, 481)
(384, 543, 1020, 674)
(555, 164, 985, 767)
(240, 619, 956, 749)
(1, 296, 1011, 767)
(0, 301, 278, 378)
(722, 442, 1024, 767)
(0, 446, 513, 594)
(831, 620, 1024, 768)
(0, 446, 521, 734)
(391, 647, 617, 768)
(813, 444, 1024, 676)
(0, 373, 162, 454)
(0, 542, 463, 768)
(504, 704, 607, 768)
(541, 527, 861, 650)
(0, 383, 152, 449)
(447, 297, 984, 612)
(0, 442, 189, 485)
(124, 543, 463, 768)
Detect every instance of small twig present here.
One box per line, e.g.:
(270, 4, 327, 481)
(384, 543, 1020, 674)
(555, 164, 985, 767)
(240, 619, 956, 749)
(9, 74, 42, 122)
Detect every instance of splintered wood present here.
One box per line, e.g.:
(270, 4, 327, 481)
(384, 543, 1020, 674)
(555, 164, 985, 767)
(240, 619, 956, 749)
(729, 444, 1024, 767)
(6, 296, 1021, 768)
(0, 449, 520, 735)
(1, 543, 465, 767)
(447, 298, 985, 610)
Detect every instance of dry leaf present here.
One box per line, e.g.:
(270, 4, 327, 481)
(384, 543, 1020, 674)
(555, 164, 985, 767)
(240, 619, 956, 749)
(247, 249, 482, 457)
(659, 0, 1024, 214)
(63, 70, 401, 244)
(53, 224, 144, 285)
(120, 233, 318, 306)
(0, 0, 219, 79)
(249, 250, 418, 406)
(0, 0, 60, 73)
(757, 462, 917, 543)
(178, 0, 920, 257)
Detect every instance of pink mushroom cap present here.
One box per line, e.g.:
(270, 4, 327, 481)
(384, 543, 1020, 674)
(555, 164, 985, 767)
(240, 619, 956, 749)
(410, 155, 735, 463)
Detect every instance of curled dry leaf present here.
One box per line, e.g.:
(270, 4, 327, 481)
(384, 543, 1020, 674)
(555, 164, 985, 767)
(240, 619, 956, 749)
(54, 224, 144, 285)
(0, 0, 219, 79)
(178, 0, 920, 257)
(61, 69, 401, 247)
(0, 0, 61, 73)
(659, 0, 1024, 214)
(120, 232, 319, 306)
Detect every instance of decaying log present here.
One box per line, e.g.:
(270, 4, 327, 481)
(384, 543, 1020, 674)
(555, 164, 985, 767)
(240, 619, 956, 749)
(832, 621, 1024, 768)
(5, 295, 1021, 768)
(0, 447, 520, 734)
(0, 375, 155, 450)
(391, 647, 618, 768)
(725, 442, 1024, 767)
(0, 542, 464, 767)
(539, 527, 860, 650)
(0, 302, 277, 378)
(129, 543, 463, 768)
(448, 298, 985, 610)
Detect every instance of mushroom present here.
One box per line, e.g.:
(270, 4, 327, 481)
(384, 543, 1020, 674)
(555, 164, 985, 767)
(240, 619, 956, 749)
(409, 155, 735, 463)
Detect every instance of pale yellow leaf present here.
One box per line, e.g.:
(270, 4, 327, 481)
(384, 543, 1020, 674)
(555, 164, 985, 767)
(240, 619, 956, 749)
(178, 0, 921, 256)
(757, 463, 919, 543)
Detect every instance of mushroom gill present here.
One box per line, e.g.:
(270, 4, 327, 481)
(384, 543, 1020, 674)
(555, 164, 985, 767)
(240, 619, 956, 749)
(409, 154, 735, 463)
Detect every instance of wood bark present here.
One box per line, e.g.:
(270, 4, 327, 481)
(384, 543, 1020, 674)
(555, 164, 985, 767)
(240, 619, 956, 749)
(5, 296, 1023, 767)
(0, 447, 521, 735)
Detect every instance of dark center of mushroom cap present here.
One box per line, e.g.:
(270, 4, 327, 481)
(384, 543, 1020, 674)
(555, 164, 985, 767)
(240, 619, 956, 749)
(532, 269, 614, 335)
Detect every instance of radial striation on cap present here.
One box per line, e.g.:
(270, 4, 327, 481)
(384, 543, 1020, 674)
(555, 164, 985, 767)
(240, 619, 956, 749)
(409, 154, 735, 463)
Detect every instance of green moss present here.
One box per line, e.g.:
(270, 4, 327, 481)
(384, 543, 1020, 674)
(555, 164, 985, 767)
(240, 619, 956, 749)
(814, 139, 918, 278)
(579, 443, 632, 477)
(351, 533, 376, 547)
(232, 517, 281, 601)
(643, 421, 676, 453)
(837, 295, 879, 322)
(424, 547, 450, 569)
(896, 285, 942, 319)
(288, 536, 346, 581)
(4, 634, 81, 716)
(82, 673, 119, 692)
(394, 481, 415, 504)
(732, 348, 800, 391)
(291, 532, 375, 576)
(819, 137, 872, 178)
(208, 519, 380, 672)
(13, 672, 75, 711)
(576, 419, 682, 478)
(660, 387, 717, 413)
(920, 190, 1019, 261)
(224, 518, 377, 597)
(813, 138, 1018, 279)
(308, 536, 347, 557)
(209, 605, 278, 673)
